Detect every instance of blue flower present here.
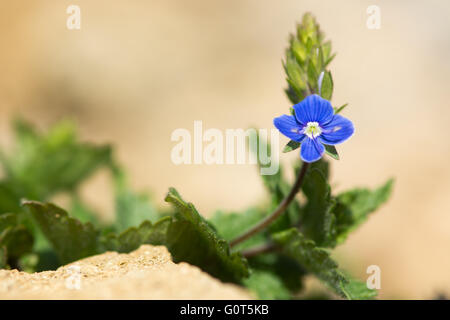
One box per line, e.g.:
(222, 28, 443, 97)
(274, 94, 354, 163)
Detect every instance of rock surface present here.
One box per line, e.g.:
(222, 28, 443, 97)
(0, 245, 253, 299)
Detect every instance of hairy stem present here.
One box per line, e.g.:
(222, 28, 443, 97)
(230, 162, 310, 248)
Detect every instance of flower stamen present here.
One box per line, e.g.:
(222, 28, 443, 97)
(304, 121, 322, 139)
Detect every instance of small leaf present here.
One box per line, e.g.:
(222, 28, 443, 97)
(165, 188, 249, 283)
(320, 71, 333, 100)
(324, 145, 339, 160)
(283, 140, 301, 153)
(334, 103, 348, 114)
(22, 201, 100, 264)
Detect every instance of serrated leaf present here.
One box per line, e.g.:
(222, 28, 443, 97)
(332, 179, 394, 246)
(324, 145, 339, 160)
(320, 71, 333, 100)
(272, 228, 376, 299)
(243, 270, 291, 300)
(22, 201, 100, 264)
(283, 140, 301, 153)
(300, 164, 335, 246)
(101, 217, 171, 253)
(165, 188, 249, 283)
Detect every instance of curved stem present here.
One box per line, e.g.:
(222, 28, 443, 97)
(230, 161, 310, 248)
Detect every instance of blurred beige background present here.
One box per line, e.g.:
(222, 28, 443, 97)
(1, 0, 449, 299)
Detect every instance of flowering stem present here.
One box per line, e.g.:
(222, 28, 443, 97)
(230, 161, 310, 248)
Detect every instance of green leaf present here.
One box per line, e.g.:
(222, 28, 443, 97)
(283, 140, 301, 153)
(1, 119, 112, 202)
(0, 225, 33, 260)
(334, 103, 348, 114)
(101, 217, 171, 253)
(243, 270, 291, 300)
(22, 201, 100, 264)
(324, 145, 339, 160)
(165, 188, 249, 283)
(0, 213, 34, 264)
(341, 279, 377, 300)
(332, 179, 394, 245)
(300, 163, 335, 246)
(272, 228, 376, 299)
(247, 252, 306, 296)
(320, 71, 333, 100)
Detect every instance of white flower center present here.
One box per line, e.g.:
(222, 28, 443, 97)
(304, 122, 322, 138)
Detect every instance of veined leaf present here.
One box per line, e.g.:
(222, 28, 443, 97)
(272, 228, 376, 299)
(300, 163, 335, 246)
(332, 179, 394, 246)
(22, 201, 100, 264)
(165, 188, 249, 283)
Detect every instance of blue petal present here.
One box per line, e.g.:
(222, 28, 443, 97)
(293, 94, 334, 125)
(273, 115, 305, 142)
(319, 114, 354, 145)
(300, 138, 325, 163)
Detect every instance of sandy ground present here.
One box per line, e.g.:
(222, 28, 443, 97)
(0, 245, 252, 299)
(0, 0, 449, 299)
